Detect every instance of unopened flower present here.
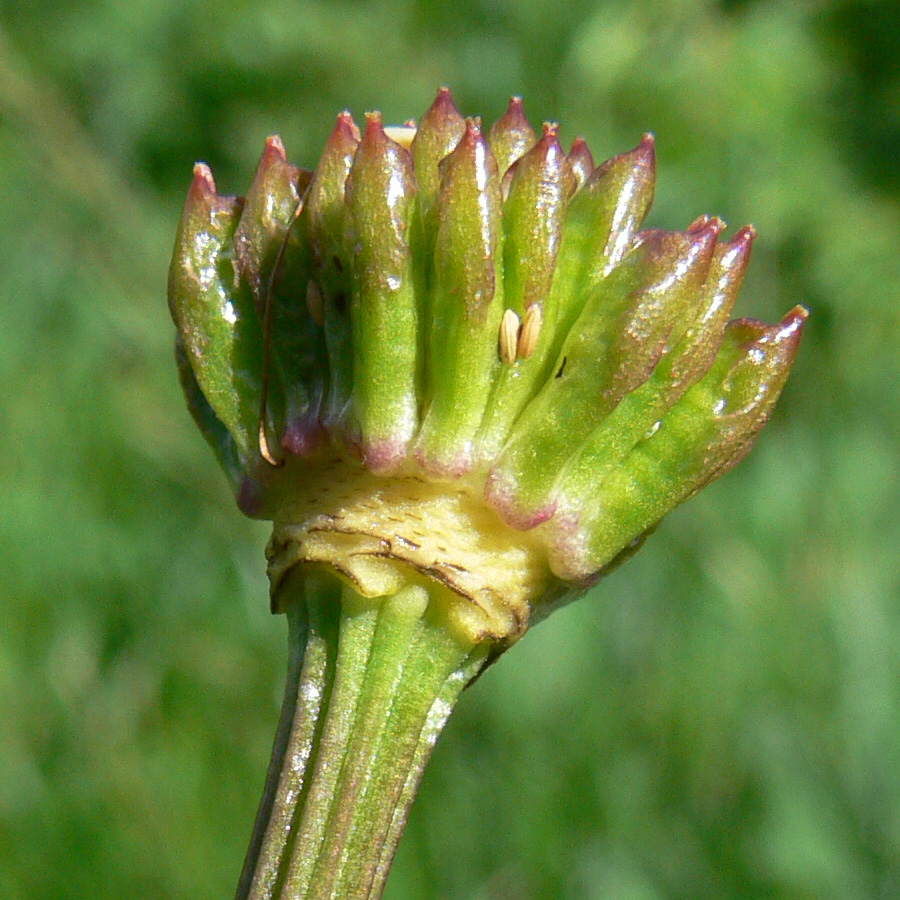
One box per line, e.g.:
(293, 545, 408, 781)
(168, 88, 805, 899)
(170, 88, 804, 646)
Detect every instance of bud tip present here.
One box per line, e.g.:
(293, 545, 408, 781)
(779, 304, 809, 340)
(637, 132, 656, 165)
(191, 162, 217, 196)
(335, 110, 362, 142)
(263, 135, 287, 162)
(499, 308, 522, 365)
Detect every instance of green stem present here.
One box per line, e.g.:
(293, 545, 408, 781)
(235, 569, 488, 900)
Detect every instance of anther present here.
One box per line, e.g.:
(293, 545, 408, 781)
(383, 125, 418, 149)
(499, 308, 522, 365)
(517, 303, 543, 359)
(258, 421, 284, 467)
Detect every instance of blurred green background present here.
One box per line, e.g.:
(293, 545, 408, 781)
(1, 0, 899, 897)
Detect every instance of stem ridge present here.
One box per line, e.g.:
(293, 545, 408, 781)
(236, 571, 487, 900)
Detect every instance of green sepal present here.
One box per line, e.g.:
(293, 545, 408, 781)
(546, 307, 808, 580)
(344, 113, 420, 472)
(415, 119, 504, 477)
(167, 164, 264, 459)
(304, 112, 360, 435)
(485, 224, 718, 528)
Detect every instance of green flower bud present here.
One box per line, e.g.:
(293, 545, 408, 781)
(168, 88, 805, 647)
(546, 307, 806, 580)
(411, 87, 466, 228)
(485, 221, 722, 528)
(502, 123, 567, 322)
(415, 118, 504, 477)
(488, 95, 537, 180)
(303, 111, 360, 440)
(236, 137, 320, 459)
(168, 165, 262, 461)
(343, 112, 420, 472)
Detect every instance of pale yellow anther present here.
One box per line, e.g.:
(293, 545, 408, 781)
(306, 279, 325, 327)
(517, 303, 543, 359)
(499, 308, 522, 365)
(258, 420, 284, 468)
(383, 125, 418, 149)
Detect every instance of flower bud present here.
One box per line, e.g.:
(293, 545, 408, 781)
(411, 87, 466, 225)
(304, 112, 360, 435)
(547, 307, 807, 580)
(415, 119, 504, 476)
(169, 90, 805, 646)
(488, 95, 537, 179)
(233, 136, 306, 314)
(343, 113, 420, 472)
(168, 164, 262, 461)
(233, 137, 326, 457)
(475, 126, 573, 458)
(552, 136, 656, 334)
(485, 222, 720, 528)
(544, 227, 756, 557)
(502, 123, 568, 320)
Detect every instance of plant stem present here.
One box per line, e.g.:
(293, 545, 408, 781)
(235, 569, 488, 900)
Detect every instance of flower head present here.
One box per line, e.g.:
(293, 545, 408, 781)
(169, 88, 805, 647)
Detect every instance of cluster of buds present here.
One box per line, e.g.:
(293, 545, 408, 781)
(169, 88, 805, 647)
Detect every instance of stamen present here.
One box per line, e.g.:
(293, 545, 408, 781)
(499, 308, 522, 365)
(517, 303, 543, 359)
(383, 125, 418, 149)
(258, 420, 282, 467)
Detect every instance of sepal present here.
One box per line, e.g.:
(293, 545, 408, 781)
(175, 335, 244, 487)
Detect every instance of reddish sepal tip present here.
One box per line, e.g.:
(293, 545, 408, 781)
(335, 110, 361, 142)
(262, 135, 287, 162)
(190, 162, 217, 196)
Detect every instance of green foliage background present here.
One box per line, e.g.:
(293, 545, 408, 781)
(1, 1, 899, 897)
